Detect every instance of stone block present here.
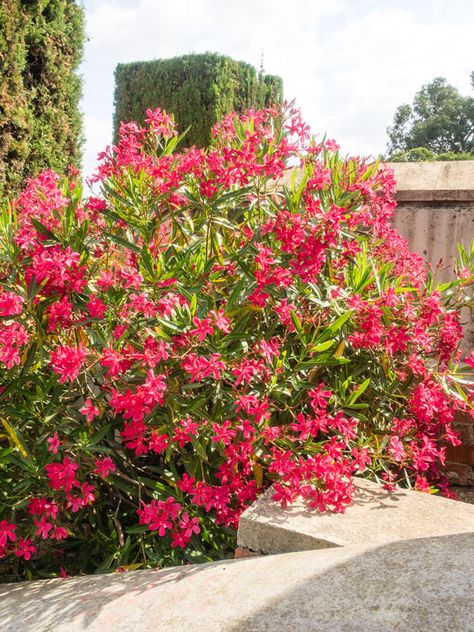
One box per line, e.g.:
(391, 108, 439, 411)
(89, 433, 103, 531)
(237, 478, 474, 555)
(1, 534, 474, 631)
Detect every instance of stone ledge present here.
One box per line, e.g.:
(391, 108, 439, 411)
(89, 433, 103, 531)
(1, 534, 473, 631)
(389, 161, 474, 202)
(395, 189, 474, 202)
(237, 478, 474, 555)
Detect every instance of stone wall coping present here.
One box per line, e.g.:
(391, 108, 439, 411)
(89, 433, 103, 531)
(388, 161, 474, 202)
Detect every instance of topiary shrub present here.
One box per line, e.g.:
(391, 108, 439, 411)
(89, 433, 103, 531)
(0, 105, 472, 581)
(0, 0, 84, 201)
(113, 52, 283, 148)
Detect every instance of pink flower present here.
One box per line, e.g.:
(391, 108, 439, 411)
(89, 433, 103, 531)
(45, 457, 79, 492)
(94, 457, 116, 479)
(14, 538, 36, 560)
(34, 516, 52, 539)
(0, 520, 16, 547)
(149, 431, 169, 453)
(308, 385, 332, 412)
(80, 398, 100, 423)
(190, 317, 214, 341)
(231, 359, 264, 386)
(0, 291, 24, 316)
(137, 497, 182, 536)
(211, 420, 237, 446)
(50, 526, 68, 541)
(209, 309, 231, 334)
(464, 351, 474, 369)
(173, 417, 199, 448)
(27, 498, 59, 519)
(80, 482, 96, 506)
(50, 344, 88, 383)
(257, 338, 280, 363)
(415, 475, 431, 493)
(141, 370, 167, 406)
(388, 435, 406, 462)
(172, 513, 200, 548)
(351, 447, 371, 472)
(0, 322, 29, 368)
(86, 296, 107, 319)
(47, 432, 61, 454)
(182, 353, 226, 382)
(97, 269, 115, 290)
(46, 297, 73, 332)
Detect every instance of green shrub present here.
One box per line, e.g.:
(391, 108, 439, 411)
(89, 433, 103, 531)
(0, 0, 84, 200)
(113, 52, 283, 147)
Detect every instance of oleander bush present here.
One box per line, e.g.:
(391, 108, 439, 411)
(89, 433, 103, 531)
(0, 105, 473, 582)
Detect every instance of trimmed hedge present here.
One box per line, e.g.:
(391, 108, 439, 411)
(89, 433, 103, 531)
(0, 0, 84, 200)
(113, 53, 283, 147)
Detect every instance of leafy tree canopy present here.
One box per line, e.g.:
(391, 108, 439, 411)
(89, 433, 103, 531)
(386, 75, 474, 160)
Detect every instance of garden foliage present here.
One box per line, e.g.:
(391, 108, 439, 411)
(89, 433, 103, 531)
(0, 0, 84, 200)
(0, 105, 472, 581)
(113, 52, 283, 148)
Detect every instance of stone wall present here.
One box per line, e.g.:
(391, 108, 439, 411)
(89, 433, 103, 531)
(390, 161, 474, 481)
(390, 161, 474, 351)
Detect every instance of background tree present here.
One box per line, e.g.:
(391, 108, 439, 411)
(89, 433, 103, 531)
(0, 0, 85, 200)
(386, 75, 474, 161)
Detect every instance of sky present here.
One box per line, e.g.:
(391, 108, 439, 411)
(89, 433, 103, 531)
(80, 0, 474, 180)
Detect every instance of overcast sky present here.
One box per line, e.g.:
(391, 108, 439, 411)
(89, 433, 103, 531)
(80, 0, 474, 179)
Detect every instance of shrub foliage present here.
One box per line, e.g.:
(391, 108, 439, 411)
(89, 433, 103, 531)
(0, 0, 84, 200)
(113, 52, 283, 147)
(0, 105, 472, 582)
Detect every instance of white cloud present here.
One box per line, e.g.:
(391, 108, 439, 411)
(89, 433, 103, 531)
(82, 114, 112, 184)
(80, 0, 474, 177)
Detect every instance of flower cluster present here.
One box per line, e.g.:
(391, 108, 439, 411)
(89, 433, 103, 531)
(0, 104, 472, 581)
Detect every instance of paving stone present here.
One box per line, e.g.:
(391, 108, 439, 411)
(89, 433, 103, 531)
(237, 478, 474, 555)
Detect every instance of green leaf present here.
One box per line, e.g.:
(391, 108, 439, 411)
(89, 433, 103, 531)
(290, 310, 305, 343)
(314, 311, 352, 345)
(348, 378, 371, 405)
(310, 339, 335, 353)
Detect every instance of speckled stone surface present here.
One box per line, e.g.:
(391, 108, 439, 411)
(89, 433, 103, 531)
(237, 478, 474, 555)
(1, 534, 474, 631)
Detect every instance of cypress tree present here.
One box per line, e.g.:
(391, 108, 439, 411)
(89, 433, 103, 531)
(0, 0, 85, 200)
(113, 53, 283, 147)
